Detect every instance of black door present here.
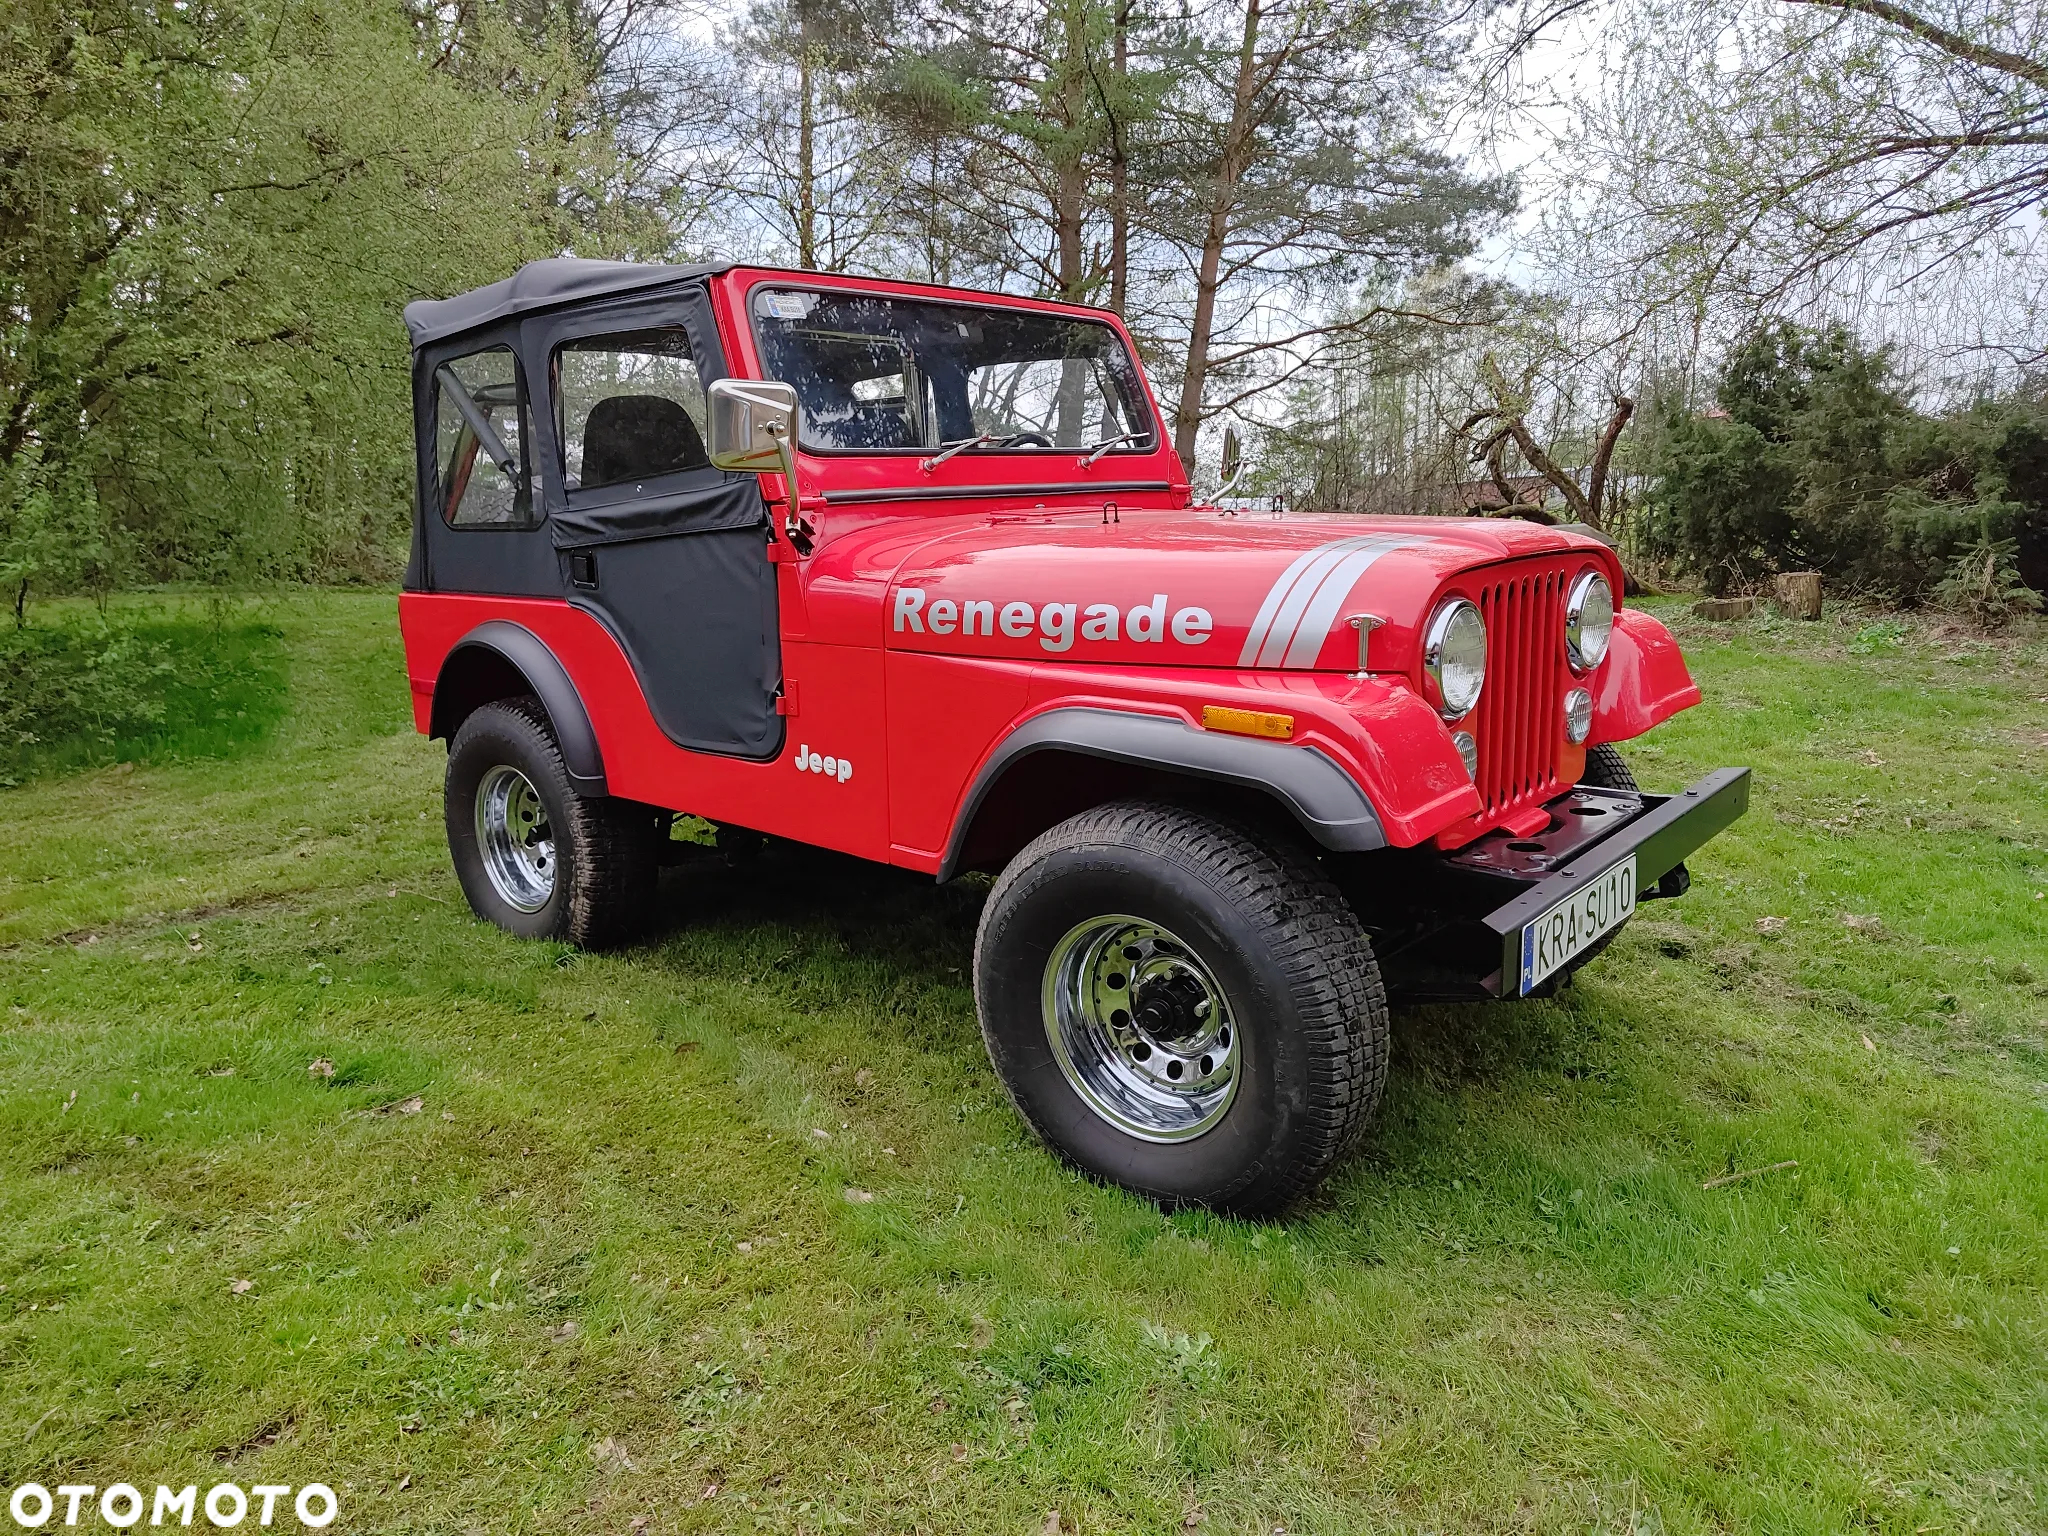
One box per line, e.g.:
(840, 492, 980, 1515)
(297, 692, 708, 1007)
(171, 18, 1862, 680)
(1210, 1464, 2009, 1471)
(537, 293, 784, 761)
(568, 522, 782, 759)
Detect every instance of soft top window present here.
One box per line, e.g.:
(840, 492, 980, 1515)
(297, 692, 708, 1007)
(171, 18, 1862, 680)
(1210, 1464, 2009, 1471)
(554, 329, 710, 492)
(750, 289, 1155, 455)
(434, 347, 539, 530)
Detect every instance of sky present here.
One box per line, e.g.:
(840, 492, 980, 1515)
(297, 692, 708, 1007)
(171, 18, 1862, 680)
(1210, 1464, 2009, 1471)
(660, 0, 2046, 391)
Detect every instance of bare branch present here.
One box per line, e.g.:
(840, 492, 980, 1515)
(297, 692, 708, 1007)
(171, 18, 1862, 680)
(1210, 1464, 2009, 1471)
(1783, 0, 2048, 91)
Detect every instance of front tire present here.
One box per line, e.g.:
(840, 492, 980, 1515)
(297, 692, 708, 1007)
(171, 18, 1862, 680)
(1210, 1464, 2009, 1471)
(1581, 742, 1639, 793)
(445, 697, 658, 947)
(973, 800, 1388, 1214)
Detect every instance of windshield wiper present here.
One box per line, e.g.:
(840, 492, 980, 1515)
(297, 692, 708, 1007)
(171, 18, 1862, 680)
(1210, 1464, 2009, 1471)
(1078, 430, 1146, 467)
(920, 433, 999, 473)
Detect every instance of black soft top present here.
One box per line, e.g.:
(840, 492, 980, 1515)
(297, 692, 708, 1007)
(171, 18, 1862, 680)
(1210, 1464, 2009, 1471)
(403, 258, 731, 348)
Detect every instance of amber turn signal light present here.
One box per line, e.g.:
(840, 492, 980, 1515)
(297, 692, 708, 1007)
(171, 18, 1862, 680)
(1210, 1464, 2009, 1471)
(1201, 705, 1294, 740)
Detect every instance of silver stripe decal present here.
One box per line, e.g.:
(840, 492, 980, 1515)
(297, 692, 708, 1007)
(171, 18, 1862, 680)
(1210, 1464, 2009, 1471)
(1238, 535, 1382, 667)
(1279, 535, 1419, 668)
(1236, 544, 1339, 666)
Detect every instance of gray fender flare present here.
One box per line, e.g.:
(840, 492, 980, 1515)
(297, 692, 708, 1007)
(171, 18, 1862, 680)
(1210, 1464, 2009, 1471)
(936, 706, 1385, 881)
(433, 620, 608, 796)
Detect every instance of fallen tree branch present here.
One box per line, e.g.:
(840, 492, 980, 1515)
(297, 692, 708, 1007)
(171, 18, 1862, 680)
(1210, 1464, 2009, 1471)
(1702, 1159, 1799, 1190)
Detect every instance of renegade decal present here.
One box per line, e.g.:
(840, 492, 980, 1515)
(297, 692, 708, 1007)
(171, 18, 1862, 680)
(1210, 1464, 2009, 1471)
(1238, 534, 1420, 669)
(893, 589, 1213, 653)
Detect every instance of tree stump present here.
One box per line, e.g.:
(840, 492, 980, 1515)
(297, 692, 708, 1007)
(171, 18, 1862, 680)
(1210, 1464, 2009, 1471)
(1691, 597, 1757, 620)
(1772, 571, 1822, 619)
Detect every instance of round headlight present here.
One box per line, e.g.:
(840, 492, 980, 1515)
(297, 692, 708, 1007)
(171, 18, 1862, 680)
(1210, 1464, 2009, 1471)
(1423, 598, 1486, 718)
(1566, 571, 1614, 672)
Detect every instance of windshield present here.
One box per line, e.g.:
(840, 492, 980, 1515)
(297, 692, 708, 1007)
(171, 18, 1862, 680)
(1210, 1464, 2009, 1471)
(750, 287, 1156, 455)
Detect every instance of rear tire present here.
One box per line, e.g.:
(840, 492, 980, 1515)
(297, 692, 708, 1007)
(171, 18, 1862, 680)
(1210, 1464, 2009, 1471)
(973, 800, 1388, 1214)
(445, 696, 659, 947)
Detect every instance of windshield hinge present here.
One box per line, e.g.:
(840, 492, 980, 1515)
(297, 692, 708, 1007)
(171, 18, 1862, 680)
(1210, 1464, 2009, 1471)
(1347, 614, 1385, 677)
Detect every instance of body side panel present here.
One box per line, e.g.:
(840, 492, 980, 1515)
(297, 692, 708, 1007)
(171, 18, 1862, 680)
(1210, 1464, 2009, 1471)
(424, 619, 609, 793)
(885, 651, 1036, 864)
(400, 591, 892, 862)
(890, 661, 1480, 870)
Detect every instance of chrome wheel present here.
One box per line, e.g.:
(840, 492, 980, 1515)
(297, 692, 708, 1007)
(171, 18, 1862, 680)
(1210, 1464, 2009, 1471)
(475, 764, 555, 913)
(1041, 915, 1240, 1142)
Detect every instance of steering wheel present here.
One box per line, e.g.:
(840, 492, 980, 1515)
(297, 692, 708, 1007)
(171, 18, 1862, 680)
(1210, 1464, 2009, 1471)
(1000, 431, 1054, 448)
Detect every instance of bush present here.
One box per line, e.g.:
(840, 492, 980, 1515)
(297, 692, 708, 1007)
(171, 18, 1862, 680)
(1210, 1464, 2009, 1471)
(1637, 323, 2048, 600)
(0, 612, 286, 784)
(1933, 534, 2042, 626)
(1847, 619, 1906, 654)
(0, 626, 176, 759)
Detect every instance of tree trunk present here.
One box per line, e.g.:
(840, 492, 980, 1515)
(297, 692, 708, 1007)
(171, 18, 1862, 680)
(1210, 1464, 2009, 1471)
(1771, 570, 1822, 619)
(1054, 0, 1089, 303)
(796, 15, 817, 270)
(1050, 0, 1092, 442)
(1171, 0, 1262, 473)
(1582, 395, 1635, 530)
(1108, 0, 1130, 316)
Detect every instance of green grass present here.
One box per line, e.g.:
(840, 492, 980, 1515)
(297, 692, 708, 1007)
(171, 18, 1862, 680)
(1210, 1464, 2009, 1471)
(0, 600, 289, 784)
(1, 591, 2044, 1533)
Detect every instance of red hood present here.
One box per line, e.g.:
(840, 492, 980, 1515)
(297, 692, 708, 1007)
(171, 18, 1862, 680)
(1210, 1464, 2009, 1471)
(879, 508, 1619, 672)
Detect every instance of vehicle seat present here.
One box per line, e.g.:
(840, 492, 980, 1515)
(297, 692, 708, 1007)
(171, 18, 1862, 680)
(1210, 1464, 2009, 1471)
(822, 402, 917, 450)
(579, 395, 707, 486)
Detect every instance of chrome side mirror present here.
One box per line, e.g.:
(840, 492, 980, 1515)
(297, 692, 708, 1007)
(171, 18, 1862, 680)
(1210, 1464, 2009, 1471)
(1219, 424, 1244, 498)
(707, 378, 807, 548)
(707, 378, 799, 473)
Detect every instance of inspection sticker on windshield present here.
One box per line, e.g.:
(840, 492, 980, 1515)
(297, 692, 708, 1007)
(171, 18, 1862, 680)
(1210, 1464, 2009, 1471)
(756, 290, 817, 319)
(1520, 855, 1637, 993)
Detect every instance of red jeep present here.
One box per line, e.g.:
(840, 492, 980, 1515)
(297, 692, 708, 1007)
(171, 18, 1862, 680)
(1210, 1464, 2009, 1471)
(399, 260, 1747, 1211)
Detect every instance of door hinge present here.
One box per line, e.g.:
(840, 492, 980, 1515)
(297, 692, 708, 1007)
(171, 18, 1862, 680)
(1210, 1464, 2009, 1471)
(775, 681, 799, 717)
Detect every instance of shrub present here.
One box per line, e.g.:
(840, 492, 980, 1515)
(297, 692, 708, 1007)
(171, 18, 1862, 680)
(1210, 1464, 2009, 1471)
(0, 613, 286, 783)
(0, 625, 177, 765)
(1933, 533, 2042, 626)
(1847, 620, 1906, 654)
(1637, 323, 2048, 600)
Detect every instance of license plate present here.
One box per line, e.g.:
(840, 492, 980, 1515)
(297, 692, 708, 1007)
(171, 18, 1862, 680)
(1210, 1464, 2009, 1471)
(1519, 855, 1637, 993)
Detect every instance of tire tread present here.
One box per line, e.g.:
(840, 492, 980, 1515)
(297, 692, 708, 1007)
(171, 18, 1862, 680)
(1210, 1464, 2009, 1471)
(448, 696, 657, 948)
(976, 799, 1388, 1213)
(1582, 742, 1638, 793)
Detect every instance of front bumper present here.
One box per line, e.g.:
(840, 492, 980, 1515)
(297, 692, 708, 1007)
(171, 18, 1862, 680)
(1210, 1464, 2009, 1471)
(1367, 767, 1751, 1001)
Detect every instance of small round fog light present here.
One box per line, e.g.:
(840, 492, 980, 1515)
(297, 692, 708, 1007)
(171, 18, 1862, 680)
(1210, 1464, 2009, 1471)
(1451, 730, 1479, 778)
(1563, 687, 1593, 744)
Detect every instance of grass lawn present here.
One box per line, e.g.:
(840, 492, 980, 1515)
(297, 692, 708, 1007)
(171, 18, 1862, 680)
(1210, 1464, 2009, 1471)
(1, 590, 2044, 1534)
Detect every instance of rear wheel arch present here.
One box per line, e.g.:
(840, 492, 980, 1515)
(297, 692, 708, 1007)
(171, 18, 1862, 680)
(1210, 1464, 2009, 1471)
(938, 707, 1385, 882)
(430, 621, 607, 795)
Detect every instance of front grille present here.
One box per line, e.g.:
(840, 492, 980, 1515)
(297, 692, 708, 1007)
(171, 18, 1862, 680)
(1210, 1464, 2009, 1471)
(1470, 561, 1572, 822)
